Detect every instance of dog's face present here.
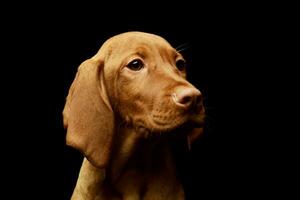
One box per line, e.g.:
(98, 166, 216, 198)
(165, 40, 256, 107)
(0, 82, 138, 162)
(64, 31, 205, 167)
(101, 32, 205, 134)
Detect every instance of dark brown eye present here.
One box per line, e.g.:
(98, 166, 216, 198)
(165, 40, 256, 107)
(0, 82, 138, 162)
(176, 59, 186, 71)
(126, 59, 144, 71)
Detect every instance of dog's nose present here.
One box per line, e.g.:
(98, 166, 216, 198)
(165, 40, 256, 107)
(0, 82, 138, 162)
(172, 87, 202, 109)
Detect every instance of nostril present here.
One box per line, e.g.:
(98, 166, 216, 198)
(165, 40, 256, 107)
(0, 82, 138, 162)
(178, 95, 192, 105)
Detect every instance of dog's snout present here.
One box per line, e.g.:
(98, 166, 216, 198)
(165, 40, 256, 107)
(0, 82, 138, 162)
(172, 87, 202, 109)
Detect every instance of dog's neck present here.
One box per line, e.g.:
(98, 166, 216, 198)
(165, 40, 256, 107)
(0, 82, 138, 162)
(110, 125, 173, 181)
(71, 158, 107, 199)
(71, 125, 185, 200)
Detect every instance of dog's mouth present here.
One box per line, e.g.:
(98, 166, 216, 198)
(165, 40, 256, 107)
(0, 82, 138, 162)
(140, 109, 205, 135)
(134, 117, 204, 144)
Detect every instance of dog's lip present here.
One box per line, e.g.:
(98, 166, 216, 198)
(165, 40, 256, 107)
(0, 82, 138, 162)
(149, 115, 187, 132)
(177, 117, 204, 131)
(141, 114, 205, 135)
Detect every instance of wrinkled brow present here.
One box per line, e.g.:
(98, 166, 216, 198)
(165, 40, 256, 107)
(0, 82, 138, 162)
(122, 43, 182, 62)
(158, 47, 183, 64)
(131, 46, 150, 58)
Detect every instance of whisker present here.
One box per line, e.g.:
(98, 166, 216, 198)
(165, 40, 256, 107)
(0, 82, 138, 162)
(177, 47, 189, 53)
(175, 42, 190, 53)
(187, 136, 191, 151)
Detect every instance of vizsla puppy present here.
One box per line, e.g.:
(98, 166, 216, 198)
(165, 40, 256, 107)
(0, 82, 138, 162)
(63, 32, 205, 200)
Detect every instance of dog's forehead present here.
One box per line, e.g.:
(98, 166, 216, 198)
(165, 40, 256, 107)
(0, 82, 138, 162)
(92, 32, 182, 66)
(104, 32, 174, 52)
(111, 32, 171, 45)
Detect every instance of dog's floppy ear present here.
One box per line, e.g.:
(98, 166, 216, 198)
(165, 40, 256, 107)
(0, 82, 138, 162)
(63, 59, 114, 168)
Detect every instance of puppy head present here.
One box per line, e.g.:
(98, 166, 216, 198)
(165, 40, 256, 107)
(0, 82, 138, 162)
(63, 32, 205, 168)
(100, 32, 205, 134)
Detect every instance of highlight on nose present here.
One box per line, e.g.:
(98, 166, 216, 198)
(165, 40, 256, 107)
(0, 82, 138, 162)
(172, 87, 202, 109)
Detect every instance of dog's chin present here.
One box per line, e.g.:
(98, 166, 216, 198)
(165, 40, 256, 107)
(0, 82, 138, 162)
(142, 114, 205, 135)
(188, 113, 205, 128)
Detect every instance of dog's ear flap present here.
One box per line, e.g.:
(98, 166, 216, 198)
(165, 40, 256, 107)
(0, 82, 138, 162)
(63, 59, 114, 168)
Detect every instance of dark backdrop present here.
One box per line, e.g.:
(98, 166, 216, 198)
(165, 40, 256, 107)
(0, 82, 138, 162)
(1, 3, 288, 200)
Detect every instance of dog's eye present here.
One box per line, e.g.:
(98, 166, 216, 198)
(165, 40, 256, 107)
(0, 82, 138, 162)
(176, 59, 186, 71)
(126, 59, 144, 71)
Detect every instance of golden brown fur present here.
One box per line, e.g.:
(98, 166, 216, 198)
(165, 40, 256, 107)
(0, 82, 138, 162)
(63, 32, 205, 200)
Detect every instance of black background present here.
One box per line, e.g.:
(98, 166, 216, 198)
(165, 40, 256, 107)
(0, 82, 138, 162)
(1, 3, 291, 200)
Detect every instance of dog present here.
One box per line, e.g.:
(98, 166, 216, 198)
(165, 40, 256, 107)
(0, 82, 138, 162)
(63, 31, 205, 200)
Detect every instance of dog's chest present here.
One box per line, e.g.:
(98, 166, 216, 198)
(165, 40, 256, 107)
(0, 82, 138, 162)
(111, 139, 184, 199)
